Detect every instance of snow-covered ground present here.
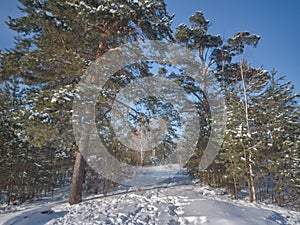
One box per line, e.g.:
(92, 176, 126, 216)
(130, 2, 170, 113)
(1, 166, 299, 225)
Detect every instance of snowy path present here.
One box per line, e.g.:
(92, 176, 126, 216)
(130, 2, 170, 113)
(2, 184, 299, 225)
(1, 168, 299, 225)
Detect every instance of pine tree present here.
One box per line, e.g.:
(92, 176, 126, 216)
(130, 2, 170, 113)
(217, 90, 247, 199)
(1, 0, 173, 204)
(218, 59, 269, 202)
(175, 12, 262, 183)
(253, 72, 300, 209)
(0, 78, 31, 204)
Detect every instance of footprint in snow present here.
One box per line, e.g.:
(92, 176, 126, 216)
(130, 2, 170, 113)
(179, 216, 208, 224)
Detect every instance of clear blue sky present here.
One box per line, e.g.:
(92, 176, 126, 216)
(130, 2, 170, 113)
(165, 0, 300, 93)
(0, 0, 299, 92)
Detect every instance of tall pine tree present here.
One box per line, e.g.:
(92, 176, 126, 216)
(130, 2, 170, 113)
(253, 72, 300, 209)
(1, 0, 173, 204)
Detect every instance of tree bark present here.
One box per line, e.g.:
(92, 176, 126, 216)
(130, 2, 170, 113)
(103, 178, 114, 197)
(240, 62, 256, 203)
(69, 103, 93, 204)
(233, 176, 238, 199)
(69, 149, 87, 205)
(248, 154, 256, 202)
(275, 176, 283, 206)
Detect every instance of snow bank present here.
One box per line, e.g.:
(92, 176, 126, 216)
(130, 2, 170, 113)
(1, 168, 299, 225)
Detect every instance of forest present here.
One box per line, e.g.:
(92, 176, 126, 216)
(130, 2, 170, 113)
(0, 0, 299, 211)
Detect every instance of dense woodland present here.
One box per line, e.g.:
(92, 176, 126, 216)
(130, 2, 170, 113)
(0, 0, 299, 210)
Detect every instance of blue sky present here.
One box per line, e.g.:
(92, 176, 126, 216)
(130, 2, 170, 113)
(0, 0, 299, 92)
(165, 0, 300, 93)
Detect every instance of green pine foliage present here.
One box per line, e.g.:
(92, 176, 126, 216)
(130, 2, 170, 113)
(3, 0, 173, 85)
(253, 72, 300, 209)
(0, 78, 74, 204)
(217, 90, 248, 199)
(1, 0, 174, 204)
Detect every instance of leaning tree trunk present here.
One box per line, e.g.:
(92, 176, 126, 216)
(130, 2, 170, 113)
(69, 109, 92, 205)
(69, 149, 87, 205)
(103, 178, 114, 197)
